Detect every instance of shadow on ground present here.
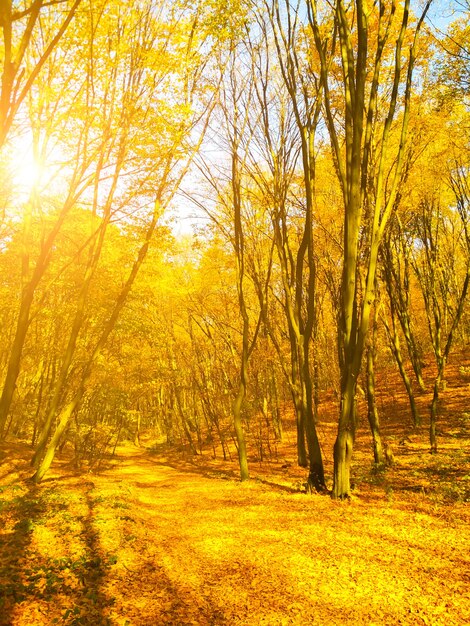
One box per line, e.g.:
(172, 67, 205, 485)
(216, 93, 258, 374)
(0, 477, 113, 625)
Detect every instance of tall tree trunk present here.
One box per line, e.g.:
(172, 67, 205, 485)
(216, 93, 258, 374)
(232, 380, 249, 481)
(264, 7, 324, 481)
(333, 380, 356, 499)
(270, 370, 283, 441)
(310, 0, 430, 498)
(232, 133, 251, 481)
(303, 349, 325, 491)
(401, 316, 426, 392)
(33, 393, 82, 483)
(382, 312, 420, 427)
(366, 332, 384, 466)
(134, 412, 141, 447)
(429, 372, 441, 454)
(292, 386, 308, 467)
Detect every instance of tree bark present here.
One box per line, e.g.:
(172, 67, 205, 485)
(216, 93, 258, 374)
(310, 0, 431, 498)
(232, 384, 249, 481)
(382, 311, 420, 428)
(366, 336, 384, 466)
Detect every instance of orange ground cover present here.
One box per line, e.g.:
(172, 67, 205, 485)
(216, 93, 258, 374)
(0, 355, 469, 625)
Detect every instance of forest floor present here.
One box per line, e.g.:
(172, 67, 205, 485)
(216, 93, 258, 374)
(0, 354, 470, 625)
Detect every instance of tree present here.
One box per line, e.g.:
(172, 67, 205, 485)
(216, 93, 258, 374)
(309, 0, 431, 498)
(0, 0, 217, 479)
(410, 185, 469, 453)
(436, 4, 470, 102)
(0, 0, 82, 147)
(381, 217, 424, 428)
(0, 18, 101, 440)
(205, 47, 270, 481)
(245, 3, 326, 489)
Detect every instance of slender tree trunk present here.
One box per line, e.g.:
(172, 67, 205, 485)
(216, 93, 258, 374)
(383, 313, 420, 427)
(306, 338, 326, 489)
(215, 415, 228, 461)
(430, 377, 440, 454)
(227, 79, 267, 481)
(366, 340, 384, 466)
(270, 371, 283, 441)
(333, 387, 356, 499)
(292, 386, 308, 467)
(0, 287, 35, 438)
(303, 352, 325, 491)
(430, 359, 446, 454)
(263, 10, 324, 481)
(401, 318, 426, 392)
(33, 393, 82, 483)
(134, 413, 141, 447)
(232, 381, 249, 481)
(174, 386, 197, 455)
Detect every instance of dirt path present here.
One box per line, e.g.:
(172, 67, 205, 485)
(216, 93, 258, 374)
(1, 442, 470, 625)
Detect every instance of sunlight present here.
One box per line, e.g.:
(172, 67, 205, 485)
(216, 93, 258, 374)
(10, 140, 45, 194)
(4, 134, 68, 206)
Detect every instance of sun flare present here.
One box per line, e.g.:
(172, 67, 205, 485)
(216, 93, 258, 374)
(10, 144, 45, 193)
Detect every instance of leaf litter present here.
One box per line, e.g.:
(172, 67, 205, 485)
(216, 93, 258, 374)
(0, 359, 469, 625)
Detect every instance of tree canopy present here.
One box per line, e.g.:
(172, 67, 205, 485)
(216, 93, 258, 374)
(0, 0, 468, 500)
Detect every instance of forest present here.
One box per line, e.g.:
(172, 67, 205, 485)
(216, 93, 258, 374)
(0, 0, 469, 624)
